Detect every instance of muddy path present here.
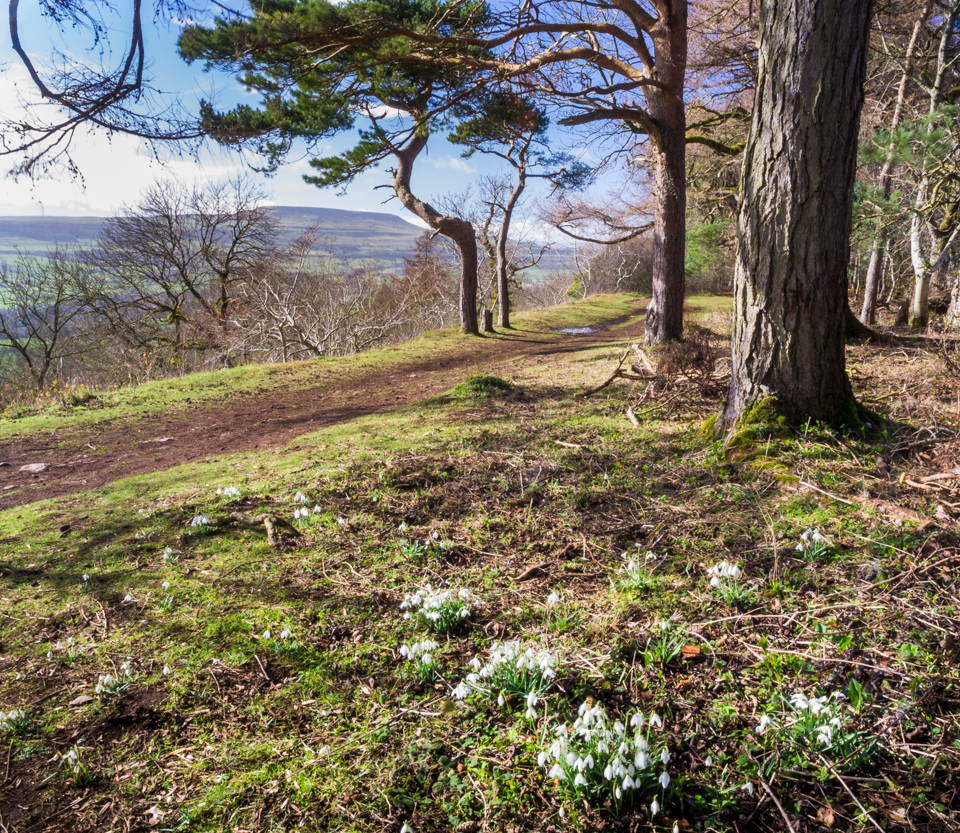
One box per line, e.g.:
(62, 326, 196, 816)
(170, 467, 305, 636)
(0, 308, 646, 510)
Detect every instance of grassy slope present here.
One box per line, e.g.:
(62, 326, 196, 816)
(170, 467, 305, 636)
(1, 296, 959, 833)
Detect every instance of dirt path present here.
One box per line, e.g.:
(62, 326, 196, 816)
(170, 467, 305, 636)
(0, 307, 645, 509)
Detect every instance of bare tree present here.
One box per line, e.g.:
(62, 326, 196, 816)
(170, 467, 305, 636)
(0, 249, 93, 390)
(83, 176, 278, 365)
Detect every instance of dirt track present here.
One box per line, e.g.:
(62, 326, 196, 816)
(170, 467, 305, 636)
(0, 307, 646, 509)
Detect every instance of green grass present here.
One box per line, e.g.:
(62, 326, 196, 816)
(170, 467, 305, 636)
(1, 293, 957, 833)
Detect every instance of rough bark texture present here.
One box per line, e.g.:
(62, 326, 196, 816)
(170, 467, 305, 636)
(860, 2, 931, 325)
(643, 0, 688, 346)
(724, 0, 873, 428)
(947, 273, 960, 327)
(393, 136, 480, 335)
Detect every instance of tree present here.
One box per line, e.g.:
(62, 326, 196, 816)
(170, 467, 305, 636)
(724, 0, 874, 428)
(906, 3, 960, 328)
(180, 0, 488, 335)
(0, 249, 92, 390)
(858, 1, 934, 324)
(83, 177, 278, 364)
(448, 94, 589, 328)
(3, 0, 201, 179)
(180, 0, 692, 344)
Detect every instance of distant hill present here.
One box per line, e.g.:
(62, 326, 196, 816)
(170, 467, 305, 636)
(0, 205, 427, 270)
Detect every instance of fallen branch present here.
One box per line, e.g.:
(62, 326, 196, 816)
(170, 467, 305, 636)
(626, 406, 640, 427)
(577, 349, 630, 397)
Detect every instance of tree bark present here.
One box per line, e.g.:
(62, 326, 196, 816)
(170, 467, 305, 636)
(392, 135, 480, 335)
(860, 2, 932, 325)
(643, 1, 688, 346)
(724, 0, 873, 428)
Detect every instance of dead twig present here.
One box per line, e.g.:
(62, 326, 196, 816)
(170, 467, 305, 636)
(817, 755, 885, 833)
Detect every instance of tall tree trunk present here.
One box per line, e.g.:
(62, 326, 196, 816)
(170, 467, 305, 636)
(643, 1, 687, 346)
(908, 3, 960, 330)
(393, 135, 480, 335)
(724, 0, 873, 428)
(860, 2, 932, 325)
(495, 168, 526, 329)
(947, 272, 960, 327)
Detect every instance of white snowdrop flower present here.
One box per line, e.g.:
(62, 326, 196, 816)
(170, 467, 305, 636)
(119, 662, 132, 676)
(603, 764, 614, 781)
(46, 651, 52, 659)
(756, 715, 774, 735)
(743, 781, 754, 795)
(82, 574, 89, 582)
(525, 705, 538, 720)
(452, 682, 470, 700)
(162, 581, 170, 590)
(191, 515, 211, 527)
(162, 666, 171, 675)
(613, 721, 624, 735)
(420, 653, 432, 665)
(659, 771, 670, 789)
(704, 755, 713, 767)
(123, 594, 133, 603)
(538, 751, 549, 767)
(546, 592, 560, 606)
(558, 807, 564, 819)
(574, 773, 587, 787)
(280, 629, 292, 639)
(622, 774, 635, 790)
(147, 806, 163, 821)
(469, 657, 482, 670)
(548, 764, 565, 780)
(673, 824, 679, 833)
(565, 752, 578, 767)
(398, 522, 408, 531)
(400, 824, 412, 833)
(650, 713, 662, 728)
(650, 799, 660, 816)
(337, 517, 346, 526)
(262, 629, 271, 640)
(584, 754, 595, 770)
(635, 751, 649, 769)
(661, 748, 670, 765)
(294, 491, 307, 503)
(710, 576, 721, 587)
(630, 712, 644, 728)
(498, 693, 506, 707)
(615, 787, 622, 800)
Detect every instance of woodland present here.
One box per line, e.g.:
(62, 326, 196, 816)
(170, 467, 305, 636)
(0, 3, 959, 833)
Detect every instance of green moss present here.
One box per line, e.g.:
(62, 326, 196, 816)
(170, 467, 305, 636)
(699, 413, 719, 438)
(451, 374, 515, 400)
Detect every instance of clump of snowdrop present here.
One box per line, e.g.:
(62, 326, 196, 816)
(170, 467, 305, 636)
(293, 491, 309, 504)
(401, 585, 483, 634)
(751, 689, 865, 772)
(795, 527, 830, 560)
(47, 638, 81, 663)
(617, 550, 660, 592)
(0, 708, 29, 735)
(46, 743, 93, 787)
(189, 514, 213, 535)
(94, 662, 134, 697)
(162, 547, 179, 563)
(705, 560, 754, 608)
(157, 580, 175, 612)
(539, 701, 674, 813)
(452, 641, 557, 715)
(216, 485, 243, 502)
(399, 639, 441, 682)
(293, 505, 324, 528)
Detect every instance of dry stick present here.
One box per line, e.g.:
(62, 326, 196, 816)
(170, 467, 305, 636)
(626, 406, 640, 427)
(208, 668, 222, 696)
(818, 755, 885, 833)
(3, 740, 12, 784)
(577, 348, 631, 397)
(797, 479, 856, 506)
(254, 654, 271, 682)
(758, 774, 797, 833)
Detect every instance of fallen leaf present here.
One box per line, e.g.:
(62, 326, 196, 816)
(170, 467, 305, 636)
(69, 695, 94, 706)
(680, 645, 701, 659)
(816, 805, 835, 827)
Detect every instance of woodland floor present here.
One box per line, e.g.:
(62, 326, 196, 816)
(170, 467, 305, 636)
(0, 295, 958, 833)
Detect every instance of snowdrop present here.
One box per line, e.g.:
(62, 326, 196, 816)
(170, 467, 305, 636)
(538, 700, 673, 814)
(546, 591, 560, 606)
(190, 514, 212, 528)
(706, 560, 741, 587)
(452, 641, 557, 707)
(400, 584, 483, 634)
(0, 709, 28, 734)
(279, 629, 293, 640)
(217, 486, 241, 500)
(293, 491, 308, 503)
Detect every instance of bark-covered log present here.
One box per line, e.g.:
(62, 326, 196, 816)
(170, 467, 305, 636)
(724, 0, 873, 429)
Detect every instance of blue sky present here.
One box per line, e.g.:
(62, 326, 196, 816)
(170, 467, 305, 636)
(0, 1, 598, 227)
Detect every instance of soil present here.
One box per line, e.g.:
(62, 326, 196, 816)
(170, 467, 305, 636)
(0, 307, 646, 510)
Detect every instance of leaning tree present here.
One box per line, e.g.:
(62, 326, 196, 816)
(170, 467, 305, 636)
(724, 0, 875, 428)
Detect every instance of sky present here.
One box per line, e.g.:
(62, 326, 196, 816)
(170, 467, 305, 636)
(0, 1, 551, 224)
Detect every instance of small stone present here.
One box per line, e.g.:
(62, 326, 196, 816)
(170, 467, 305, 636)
(69, 695, 94, 706)
(19, 463, 50, 473)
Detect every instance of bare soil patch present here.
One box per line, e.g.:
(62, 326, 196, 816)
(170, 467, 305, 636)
(0, 308, 645, 509)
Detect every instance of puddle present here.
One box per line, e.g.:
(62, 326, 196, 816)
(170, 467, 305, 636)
(558, 327, 598, 335)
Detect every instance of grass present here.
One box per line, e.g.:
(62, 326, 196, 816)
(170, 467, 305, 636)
(1, 295, 959, 832)
(0, 293, 639, 436)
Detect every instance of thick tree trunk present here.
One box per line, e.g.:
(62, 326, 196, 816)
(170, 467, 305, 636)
(724, 0, 873, 428)
(392, 135, 480, 335)
(643, 1, 687, 346)
(860, 2, 931, 325)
